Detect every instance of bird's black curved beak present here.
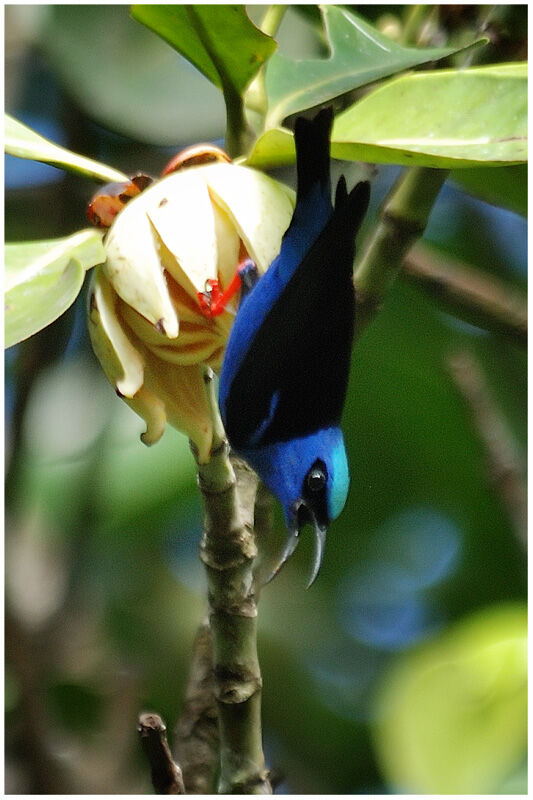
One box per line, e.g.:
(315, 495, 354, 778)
(307, 518, 327, 588)
(264, 506, 327, 588)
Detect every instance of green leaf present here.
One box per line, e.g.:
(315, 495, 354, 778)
(245, 64, 527, 169)
(5, 115, 128, 183)
(451, 165, 527, 217)
(5, 229, 105, 348)
(240, 127, 295, 168)
(263, 5, 485, 127)
(41, 5, 226, 146)
(373, 603, 527, 793)
(333, 63, 527, 167)
(131, 5, 277, 97)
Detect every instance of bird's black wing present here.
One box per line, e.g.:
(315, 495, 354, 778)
(224, 180, 370, 449)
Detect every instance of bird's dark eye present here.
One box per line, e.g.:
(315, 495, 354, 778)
(307, 467, 326, 492)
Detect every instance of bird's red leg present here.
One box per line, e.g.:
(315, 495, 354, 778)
(196, 257, 257, 318)
(211, 271, 246, 316)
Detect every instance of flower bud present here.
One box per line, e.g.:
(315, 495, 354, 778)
(88, 157, 295, 462)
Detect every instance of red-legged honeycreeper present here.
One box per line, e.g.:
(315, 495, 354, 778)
(219, 108, 370, 585)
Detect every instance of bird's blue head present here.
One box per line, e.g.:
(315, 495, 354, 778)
(242, 426, 350, 586)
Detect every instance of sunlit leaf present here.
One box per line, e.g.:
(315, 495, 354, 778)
(333, 63, 527, 167)
(373, 603, 527, 794)
(245, 64, 527, 169)
(5, 115, 128, 183)
(131, 5, 277, 97)
(5, 229, 105, 348)
(263, 5, 485, 127)
(240, 127, 294, 169)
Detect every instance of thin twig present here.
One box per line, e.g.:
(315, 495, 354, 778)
(401, 4, 430, 45)
(245, 6, 288, 121)
(353, 166, 448, 341)
(447, 350, 527, 549)
(403, 242, 527, 346)
(138, 713, 185, 795)
(174, 620, 219, 794)
(259, 4, 288, 38)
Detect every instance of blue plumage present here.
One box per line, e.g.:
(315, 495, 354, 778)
(219, 108, 370, 584)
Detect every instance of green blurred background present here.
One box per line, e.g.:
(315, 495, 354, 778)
(5, 5, 527, 794)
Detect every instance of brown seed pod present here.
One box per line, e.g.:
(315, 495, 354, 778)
(87, 173, 153, 228)
(161, 144, 231, 176)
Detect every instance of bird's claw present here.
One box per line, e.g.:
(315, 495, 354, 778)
(238, 259, 260, 297)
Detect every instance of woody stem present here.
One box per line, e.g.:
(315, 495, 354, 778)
(190, 370, 271, 794)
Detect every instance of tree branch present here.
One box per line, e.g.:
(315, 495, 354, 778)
(403, 242, 527, 346)
(190, 370, 271, 794)
(138, 713, 185, 795)
(447, 350, 527, 549)
(353, 166, 448, 340)
(174, 620, 219, 794)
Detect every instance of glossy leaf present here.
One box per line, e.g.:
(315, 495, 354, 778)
(41, 5, 225, 146)
(333, 63, 527, 167)
(5, 115, 128, 183)
(245, 64, 527, 169)
(131, 5, 277, 97)
(263, 5, 485, 127)
(5, 229, 105, 348)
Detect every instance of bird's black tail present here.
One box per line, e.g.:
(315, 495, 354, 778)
(294, 107, 333, 203)
(335, 176, 371, 238)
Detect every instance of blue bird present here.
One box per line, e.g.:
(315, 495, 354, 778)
(219, 108, 370, 585)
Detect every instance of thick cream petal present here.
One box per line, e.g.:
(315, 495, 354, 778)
(147, 339, 222, 367)
(144, 361, 213, 463)
(87, 268, 144, 398)
(120, 297, 224, 367)
(146, 170, 219, 299)
(125, 386, 167, 446)
(165, 271, 214, 326)
(104, 189, 179, 339)
(212, 201, 241, 294)
(202, 163, 295, 273)
(119, 298, 177, 347)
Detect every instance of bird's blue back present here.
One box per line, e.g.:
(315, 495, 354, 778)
(219, 107, 370, 547)
(219, 113, 333, 418)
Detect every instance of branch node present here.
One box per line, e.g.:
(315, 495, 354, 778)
(214, 665, 263, 704)
(200, 527, 257, 571)
(382, 208, 426, 238)
(208, 596, 258, 619)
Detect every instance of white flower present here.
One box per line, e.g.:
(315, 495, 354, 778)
(88, 156, 294, 462)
